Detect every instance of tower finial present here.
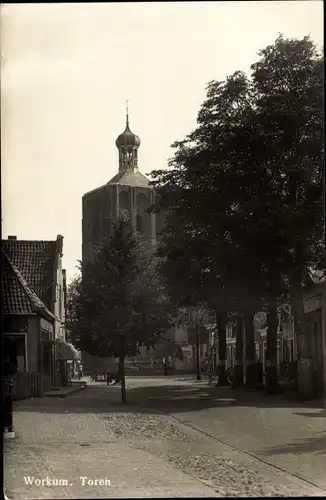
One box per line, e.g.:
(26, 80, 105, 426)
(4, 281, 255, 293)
(125, 99, 129, 126)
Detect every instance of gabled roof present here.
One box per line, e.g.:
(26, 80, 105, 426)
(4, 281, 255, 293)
(2, 250, 55, 320)
(2, 239, 57, 310)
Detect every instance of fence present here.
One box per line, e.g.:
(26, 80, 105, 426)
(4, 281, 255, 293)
(12, 372, 52, 401)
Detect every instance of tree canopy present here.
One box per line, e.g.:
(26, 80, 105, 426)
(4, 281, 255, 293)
(149, 34, 324, 397)
(151, 34, 323, 305)
(69, 214, 176, 361)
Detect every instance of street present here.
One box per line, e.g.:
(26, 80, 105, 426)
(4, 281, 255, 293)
(4, 376, 326, 498)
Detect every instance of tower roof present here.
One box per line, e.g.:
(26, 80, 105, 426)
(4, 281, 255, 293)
(107, 170, 150, 187)
(115, 108, 140, 148)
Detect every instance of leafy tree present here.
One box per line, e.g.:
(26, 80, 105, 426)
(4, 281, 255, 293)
(150, 35, 323, 398)
(150, 71, 265, 387)
(70, 213, 176, 403)
(65, 274, 81, 341)
(248, 35, 324, 398)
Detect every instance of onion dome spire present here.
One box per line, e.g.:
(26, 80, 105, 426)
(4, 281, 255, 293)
(115, 102, 140, 172)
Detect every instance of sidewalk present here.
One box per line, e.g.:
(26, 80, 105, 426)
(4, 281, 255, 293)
(43, 382, 87, 398)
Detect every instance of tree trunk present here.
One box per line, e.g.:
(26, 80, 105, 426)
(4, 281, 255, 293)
(244, 310, 256, 387)
(195, 324, 201, 381)
(119, 355, 126, 404)
(216, 310, 229, 386)
(265, 301, 280, 394)
(233, 315, 244, 386)
(290, 279, 316, 400)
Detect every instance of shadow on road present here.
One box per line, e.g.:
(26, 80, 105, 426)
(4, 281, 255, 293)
(293, 410, 326, 418)
(13, 377, 324, 416)
(263, 436, 326, 456)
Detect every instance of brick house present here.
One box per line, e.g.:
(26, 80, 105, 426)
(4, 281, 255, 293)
(2, 235, 77, 399)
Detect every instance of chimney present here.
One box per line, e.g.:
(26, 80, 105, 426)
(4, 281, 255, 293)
(56, 234, 64, 256)
(8, 236, 17, 240)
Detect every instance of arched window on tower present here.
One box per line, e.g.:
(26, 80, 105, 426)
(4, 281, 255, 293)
(136, 192, 151, 240)
(119, 190, 130, 219)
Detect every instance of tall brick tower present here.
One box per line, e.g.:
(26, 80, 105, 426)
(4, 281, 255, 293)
(82, 108, 159, 264)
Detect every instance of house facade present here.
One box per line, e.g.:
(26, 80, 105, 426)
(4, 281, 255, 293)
(2, 235, 77, 399)
(213, 273, 325, 395)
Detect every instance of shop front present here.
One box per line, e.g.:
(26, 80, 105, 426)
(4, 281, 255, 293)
(56, 340, 80, 384)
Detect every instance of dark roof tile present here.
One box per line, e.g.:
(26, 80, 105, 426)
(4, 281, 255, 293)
(2, 252, 36, 314)
(2, 240, 57, 310)
(2, 251, 55, 318)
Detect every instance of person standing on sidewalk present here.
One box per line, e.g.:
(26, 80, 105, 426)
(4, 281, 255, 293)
(163, 358, 168, 376)
(78, 362, 83, 380)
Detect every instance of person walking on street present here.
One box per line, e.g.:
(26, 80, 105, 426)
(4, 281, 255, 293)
(163, 358, 168, 376)
(113, 362, 121, 385)
(77, 361, 83, 380)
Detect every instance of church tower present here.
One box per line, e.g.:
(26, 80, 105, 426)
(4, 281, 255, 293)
(82, 108, 158, 264)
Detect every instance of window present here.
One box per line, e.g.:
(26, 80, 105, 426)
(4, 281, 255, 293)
(227, 324, 233, 338)
(232, 346, 236, 365)
(227, 346, 231, 367)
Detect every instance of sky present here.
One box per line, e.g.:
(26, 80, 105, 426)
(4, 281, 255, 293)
(1, 1, 323, 281)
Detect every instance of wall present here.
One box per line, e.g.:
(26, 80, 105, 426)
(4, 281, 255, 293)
(173, 326, 188, 344)
(82, 184, 119, 264)
(4, 315, 32, 372)
(40, 316, 56, 383)
(82, 183, 157, 267)
(303, 288, 323, 314)
(52, 241, 66, 341)
(27, 316, 40, 372)
(134, 188, 154, 243)
(4, 315, 28, 333)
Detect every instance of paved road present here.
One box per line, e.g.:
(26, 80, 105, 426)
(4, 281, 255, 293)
(4, 376, 326, 498)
